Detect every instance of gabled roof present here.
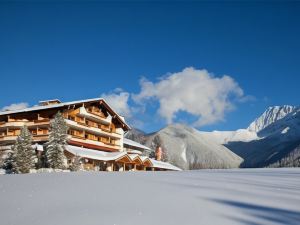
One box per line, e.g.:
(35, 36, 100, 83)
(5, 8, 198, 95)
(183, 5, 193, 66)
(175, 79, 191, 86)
(128, 154, 143, 164)
(0, 98, 130, 130)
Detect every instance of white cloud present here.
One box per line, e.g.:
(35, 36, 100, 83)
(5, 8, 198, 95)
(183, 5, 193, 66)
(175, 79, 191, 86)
(101, 91, 132, 118)
(133, 67, 248, 127)
(1, 102, 29, 112)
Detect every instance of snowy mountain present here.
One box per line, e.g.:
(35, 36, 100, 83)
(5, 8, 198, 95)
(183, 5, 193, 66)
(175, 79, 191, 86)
(126, 105, 300, 169)
(248, 105, 297, 133)
(127, 124, 243, 170)
(226, 106, 300, 167)
(200, 105, 299, 145)
(199, 129, 259, 145)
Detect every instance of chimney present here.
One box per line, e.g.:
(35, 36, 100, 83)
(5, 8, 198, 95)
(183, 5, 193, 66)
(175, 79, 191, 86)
(155, 146, 162, 161)
(39, 99, 61, 106)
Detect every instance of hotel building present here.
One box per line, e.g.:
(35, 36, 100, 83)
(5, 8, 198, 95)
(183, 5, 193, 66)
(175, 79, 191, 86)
(0, 98, 180, 171)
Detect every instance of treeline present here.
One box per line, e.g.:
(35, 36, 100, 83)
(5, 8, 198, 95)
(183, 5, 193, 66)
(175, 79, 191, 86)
(269, 146, 300, 168)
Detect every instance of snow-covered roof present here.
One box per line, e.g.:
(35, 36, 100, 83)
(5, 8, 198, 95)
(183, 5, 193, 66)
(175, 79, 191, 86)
(123, 138, 151, 151)
(65, 145, 128, 161)
(127, 154, 144, 163)
(140, 156, 149, 162)
(150, 159, 182, 171)
(0, 97, 130, 130)
(0, 98, 101, 116)
(128, 154, 139, 160)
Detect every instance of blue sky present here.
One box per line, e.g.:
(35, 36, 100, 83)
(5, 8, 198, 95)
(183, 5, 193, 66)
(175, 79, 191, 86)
(0, 1, 299, 132)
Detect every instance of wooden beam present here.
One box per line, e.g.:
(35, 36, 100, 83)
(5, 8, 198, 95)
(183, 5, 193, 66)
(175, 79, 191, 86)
(111, 162, 114, 171)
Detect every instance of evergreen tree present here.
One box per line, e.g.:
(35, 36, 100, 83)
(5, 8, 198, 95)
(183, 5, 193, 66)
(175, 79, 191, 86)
(9, 126, 37, 173)
(69, 155, 81, 171)
(45, 112, 68, 169)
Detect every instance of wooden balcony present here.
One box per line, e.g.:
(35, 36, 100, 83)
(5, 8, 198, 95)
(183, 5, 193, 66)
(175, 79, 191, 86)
(0, 132, 49, 143)
(77, 107, 111, 125)
(0, 119, 50, 129)
(69, 136, 121, 152)
(0, 121, 26, 128)
(0, 135, 17, 142)
(33, 119, 50, 125)
(65, 119, 121, 139)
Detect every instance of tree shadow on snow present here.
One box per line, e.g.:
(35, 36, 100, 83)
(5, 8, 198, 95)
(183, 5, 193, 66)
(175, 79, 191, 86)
(210, 199, 300, 225)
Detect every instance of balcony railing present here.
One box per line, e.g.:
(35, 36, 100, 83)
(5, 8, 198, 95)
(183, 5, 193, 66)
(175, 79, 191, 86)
(33, 119, 50, 123)
(69, 135, 121, 150)
(0, 119, 50, 128)
(77, 107, 111, 125)
(65, 119, 121, 139)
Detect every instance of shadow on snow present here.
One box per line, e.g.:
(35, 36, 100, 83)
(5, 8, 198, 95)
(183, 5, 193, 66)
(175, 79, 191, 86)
(210, 199, 300, 225)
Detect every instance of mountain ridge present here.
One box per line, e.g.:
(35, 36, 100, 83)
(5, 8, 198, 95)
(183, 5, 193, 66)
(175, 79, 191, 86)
(248, 105, 298, 133)
(126, 105, 300, 169)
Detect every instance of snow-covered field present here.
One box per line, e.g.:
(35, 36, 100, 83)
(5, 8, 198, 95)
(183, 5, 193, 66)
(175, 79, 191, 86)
(0, 169, 300, 225)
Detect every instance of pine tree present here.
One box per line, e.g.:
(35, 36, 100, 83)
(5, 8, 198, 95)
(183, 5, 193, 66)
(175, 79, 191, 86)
(9, 126, 37, 173)
(69, 155, 81, 171)
(45, 112, 68, 169)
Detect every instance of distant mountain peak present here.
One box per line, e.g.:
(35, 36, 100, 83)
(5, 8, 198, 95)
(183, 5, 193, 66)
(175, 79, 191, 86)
(247, 105, 297, 133)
